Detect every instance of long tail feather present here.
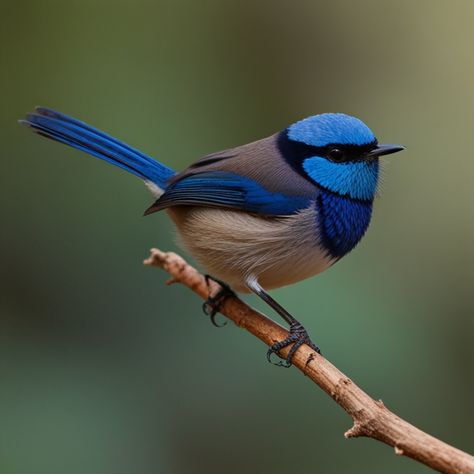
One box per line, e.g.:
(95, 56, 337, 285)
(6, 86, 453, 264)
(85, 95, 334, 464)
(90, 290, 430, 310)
(19, 107, 176, 190)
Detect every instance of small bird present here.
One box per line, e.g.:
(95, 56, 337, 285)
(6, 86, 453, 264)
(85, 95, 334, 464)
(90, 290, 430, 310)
(20, 107, 404, 366)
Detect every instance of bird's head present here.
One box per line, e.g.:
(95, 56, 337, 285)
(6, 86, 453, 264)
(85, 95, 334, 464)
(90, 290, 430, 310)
(279, 113, 404, 200)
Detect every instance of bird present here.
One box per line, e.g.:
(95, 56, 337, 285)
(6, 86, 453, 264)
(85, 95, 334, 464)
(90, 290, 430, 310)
(20, 107, 404, 367)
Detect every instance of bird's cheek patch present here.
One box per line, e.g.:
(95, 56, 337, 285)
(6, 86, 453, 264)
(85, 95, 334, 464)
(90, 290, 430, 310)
(303, 157, 378, 200)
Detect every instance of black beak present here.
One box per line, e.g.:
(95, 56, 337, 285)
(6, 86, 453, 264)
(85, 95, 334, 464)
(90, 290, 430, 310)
(367, 144, 405, 158)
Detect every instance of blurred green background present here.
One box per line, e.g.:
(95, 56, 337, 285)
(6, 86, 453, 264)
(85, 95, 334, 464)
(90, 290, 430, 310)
(2, 0, 473, 472)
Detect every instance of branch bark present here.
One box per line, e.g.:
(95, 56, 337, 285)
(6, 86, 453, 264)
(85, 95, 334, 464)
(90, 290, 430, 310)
(144, 248, 474, 474)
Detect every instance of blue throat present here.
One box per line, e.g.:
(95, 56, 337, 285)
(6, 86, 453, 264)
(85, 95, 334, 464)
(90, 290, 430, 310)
(317, 191, 373, 259)
(306, 159, 377, 259)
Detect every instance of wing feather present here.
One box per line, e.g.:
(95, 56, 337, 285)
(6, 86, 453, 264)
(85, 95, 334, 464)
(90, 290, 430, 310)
(144, 171, 312, 216)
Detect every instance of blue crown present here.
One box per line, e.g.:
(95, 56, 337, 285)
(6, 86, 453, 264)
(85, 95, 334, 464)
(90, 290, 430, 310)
(288, 113, 376, 147)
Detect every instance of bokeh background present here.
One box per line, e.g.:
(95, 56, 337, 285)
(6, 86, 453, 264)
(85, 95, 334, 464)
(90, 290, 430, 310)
(2, 1, 473, 473)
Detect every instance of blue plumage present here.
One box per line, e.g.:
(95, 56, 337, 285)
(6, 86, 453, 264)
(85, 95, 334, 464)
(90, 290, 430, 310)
(20, 107, 404, 366)
(146, 171, 311, 215)
(317, 191, 373, 258)
(303, 157, 379, 200)
(288, 113, 376, 147)
(20, 107, 176, 188)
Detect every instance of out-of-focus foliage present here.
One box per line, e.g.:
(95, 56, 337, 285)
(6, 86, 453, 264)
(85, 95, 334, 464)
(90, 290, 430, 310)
(1, 1, 473, 473)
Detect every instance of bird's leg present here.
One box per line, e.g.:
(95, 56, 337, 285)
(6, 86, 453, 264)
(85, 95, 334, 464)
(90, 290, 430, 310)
(246, 276, 321, 367)
(202, 275, 236, 327)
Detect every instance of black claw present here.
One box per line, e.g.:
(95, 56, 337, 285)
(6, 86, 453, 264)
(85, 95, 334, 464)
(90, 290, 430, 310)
(211, 312, 227, 328)
(202, 301, 227, 327)
(266, 349, 292, 368)
(202, 275, 235, 327)
(267, 322, 320, 368)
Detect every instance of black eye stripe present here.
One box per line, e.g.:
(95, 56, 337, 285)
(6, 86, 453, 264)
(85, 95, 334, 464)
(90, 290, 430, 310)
(323, 143, 377, 162)
(277, 131, 378, 164)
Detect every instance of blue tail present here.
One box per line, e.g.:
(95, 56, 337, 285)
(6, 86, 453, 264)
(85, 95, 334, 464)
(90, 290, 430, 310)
(20, 107, 176, 189)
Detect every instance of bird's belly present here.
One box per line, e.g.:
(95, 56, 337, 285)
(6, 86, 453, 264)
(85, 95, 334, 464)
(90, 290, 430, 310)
(167, 206, 334, 293)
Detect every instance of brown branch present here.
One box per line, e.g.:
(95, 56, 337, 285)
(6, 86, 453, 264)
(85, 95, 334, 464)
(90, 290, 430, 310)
(144, 248, 474, 474)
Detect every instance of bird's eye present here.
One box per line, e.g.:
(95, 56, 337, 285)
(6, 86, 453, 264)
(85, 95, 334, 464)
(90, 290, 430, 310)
(328, 148, 344, 161)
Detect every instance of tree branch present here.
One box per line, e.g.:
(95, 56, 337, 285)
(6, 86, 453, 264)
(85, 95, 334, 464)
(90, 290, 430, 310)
(144, 248, 474, 474)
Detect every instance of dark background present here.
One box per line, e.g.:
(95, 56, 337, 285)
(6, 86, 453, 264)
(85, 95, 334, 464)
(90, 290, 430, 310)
(2, 1, 473, 472)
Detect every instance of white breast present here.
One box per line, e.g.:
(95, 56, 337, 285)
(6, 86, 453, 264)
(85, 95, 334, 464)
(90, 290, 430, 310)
(167, 205, 334, 293)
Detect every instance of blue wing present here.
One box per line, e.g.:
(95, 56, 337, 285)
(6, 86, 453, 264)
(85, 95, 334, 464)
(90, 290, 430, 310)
(144, 171, 312, 216)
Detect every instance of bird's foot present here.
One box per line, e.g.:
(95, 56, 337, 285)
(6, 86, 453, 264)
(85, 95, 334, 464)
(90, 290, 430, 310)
(267, 321, 321, 368)
(202, 275, 236, 327)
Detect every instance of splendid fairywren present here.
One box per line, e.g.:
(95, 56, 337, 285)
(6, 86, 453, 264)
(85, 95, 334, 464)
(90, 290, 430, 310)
(20, 108, 404, 366)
